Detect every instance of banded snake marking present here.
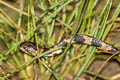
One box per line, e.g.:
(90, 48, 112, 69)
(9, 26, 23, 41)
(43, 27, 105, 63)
(19, 34, 119, 57)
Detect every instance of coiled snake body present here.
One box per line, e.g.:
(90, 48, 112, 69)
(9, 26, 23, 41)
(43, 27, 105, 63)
(19, 34, 119, 57)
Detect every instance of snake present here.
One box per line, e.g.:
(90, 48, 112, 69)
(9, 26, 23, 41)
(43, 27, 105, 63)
(19, 34, 119, 57)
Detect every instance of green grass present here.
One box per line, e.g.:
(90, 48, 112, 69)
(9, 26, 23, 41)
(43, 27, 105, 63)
(0, 0, 120, 80)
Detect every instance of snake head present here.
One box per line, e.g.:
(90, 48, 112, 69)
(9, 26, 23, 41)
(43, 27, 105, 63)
(19, 42, 39, 56)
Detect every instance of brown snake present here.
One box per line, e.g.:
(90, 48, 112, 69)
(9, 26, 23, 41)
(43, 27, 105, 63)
(19, 34, 119, 57)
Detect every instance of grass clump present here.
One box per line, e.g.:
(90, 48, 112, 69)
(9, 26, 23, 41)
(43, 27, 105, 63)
(0, 0, 120, 80)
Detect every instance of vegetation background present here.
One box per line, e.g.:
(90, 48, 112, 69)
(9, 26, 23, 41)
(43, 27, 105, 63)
(0, 0, 120, 80)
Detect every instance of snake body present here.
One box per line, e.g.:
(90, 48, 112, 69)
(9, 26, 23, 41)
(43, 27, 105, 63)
(19, 34, 119, 56)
